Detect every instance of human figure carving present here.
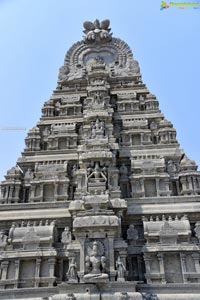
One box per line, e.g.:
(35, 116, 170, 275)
(127, 224, 138, 244)
(91, 118, 105, 138)
(67, 257, 78, 281)
(84, 241, 108, 280)
(116, 256, 126, 281)
(167, 160, 177, 175)
(0, 231, 7, 248)
(120, 164, 128, 180)
(24, 168, 34, 181)
(61, 227, 71, 246)
(87, 162, 107, 182)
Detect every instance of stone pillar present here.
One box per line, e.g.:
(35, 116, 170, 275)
(1, 261, 9, 280)
(5, 186, 9, 201)
(79, 239, 85, 277)
(192, 253, 200, 282)
(14, 260, 20, 288)
(180, 253, 187, 283)
(54, 183, 58, 201)
(108, 236, 116, 281)
(14, 185, 20, 202)
(63, 183, 69, 199)
(143, 254, 152, 284)
(156, 178, 160, 196)
(187, 177, 193, 192)
(48, 258, 55, 286)
(117, 211, 122, 238)
(140, 178, 145, 197)
(157, 253, 166, 284)
(40, 184, 43, 202)
(35, 258, 41, 287)
(30, 185, 36, 200)
(8, 186, 14, 202)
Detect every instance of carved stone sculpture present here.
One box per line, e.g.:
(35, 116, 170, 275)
(0, 231, 7, 249)
(84, 241, 108, 281)
(61, 227, 72, 247)
(119, 292, 129, 300)
(116, 256, 126, 281)
(67, 257, 78, 282)
(90, 119, 105, 139)
(194, 222, 200, 242)
(83, 19, 112, 44)
(127, 224, 138, 244)
(87, 162, 107, 183)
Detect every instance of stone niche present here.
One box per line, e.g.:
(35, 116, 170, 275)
(130, 156, 171, 198)
(0, 220, 57, 289)
(142, 215, 200, 284)
(29, 161, 69, 202)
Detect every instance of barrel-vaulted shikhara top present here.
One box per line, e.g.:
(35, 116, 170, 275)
(0, 19, 200, 300)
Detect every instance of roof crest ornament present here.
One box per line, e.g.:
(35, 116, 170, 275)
(83, 19, 112, 44)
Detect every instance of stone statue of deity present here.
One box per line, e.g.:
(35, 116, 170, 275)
(116, 256, 126, 281)
(61, 227, 72, 248)
(91, 118, 105, 139)
(84, 241, 108, 281)
(127, 224, 138, 245)
(67, 257, 78, 282)
(0, 231, 7, 249)
(87, 162, 107, 183)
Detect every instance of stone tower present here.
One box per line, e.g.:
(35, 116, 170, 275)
(0, 19, 200, 300)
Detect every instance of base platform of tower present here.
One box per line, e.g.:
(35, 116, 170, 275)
(0, 19, 200, 300)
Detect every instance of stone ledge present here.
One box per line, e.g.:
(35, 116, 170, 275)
(0, 207, 70, 221)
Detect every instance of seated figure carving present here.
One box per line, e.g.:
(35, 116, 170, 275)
(91, 118, 105, 139)
(84, 241, 108, 281)
(87, 162, 107, 183)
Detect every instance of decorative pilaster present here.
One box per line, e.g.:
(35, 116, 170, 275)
(35, 258, 41, 287)
(180, 253, 187, 283)
(14, 260, 20, 288)
(157, 253, 166, 284)
(143, 254, 152, 284)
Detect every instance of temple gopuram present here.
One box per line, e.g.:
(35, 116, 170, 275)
(0, 19, 200, 300)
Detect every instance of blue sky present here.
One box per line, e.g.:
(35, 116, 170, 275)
(0, 0, 200, 180)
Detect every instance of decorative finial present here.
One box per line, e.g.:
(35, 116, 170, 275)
(83, 19, 112, 44)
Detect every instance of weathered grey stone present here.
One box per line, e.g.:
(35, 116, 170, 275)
(0, 18, 199, 300)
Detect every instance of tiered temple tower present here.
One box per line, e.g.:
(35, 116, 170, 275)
(0, 19, 200, 300)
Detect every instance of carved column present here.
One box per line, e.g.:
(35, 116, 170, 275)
(180, 177, 188, 195)
(143, 254, 152, 284)
(156, 178, 160, 196)
(8, 186, 14, 203)
(40, 184, 43, 202)
(30, 185, 36, 200)
(187, 177, 193, 193)
(157, 253, 166, 284)
(14, 260, 20, 288)
(79, 239, 85, 278)
(14, 185, 20, 202)
(35, 258, 41, 287)
(180, 253, 187, 283)
(54, 183, 58, 201)
(117, 211, 122, 238)
(108, 236, 116, 281)
(192, 253, 200, 282)
(48, 258, 55, 286)
(0, 261, 9, 280)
